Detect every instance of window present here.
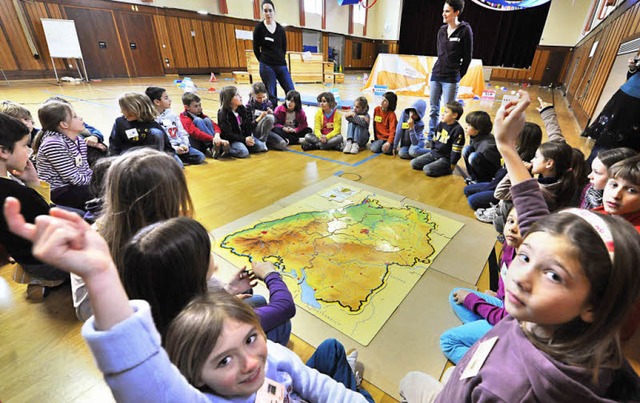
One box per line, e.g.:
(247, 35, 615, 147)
(304, 0, 322, 15)
(353, 1, 366, 25)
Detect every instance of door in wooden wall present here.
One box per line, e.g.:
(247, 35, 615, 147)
(541, 49, 569, 87)
(64, 7, 129, 78)
(117, 12, 164, 77)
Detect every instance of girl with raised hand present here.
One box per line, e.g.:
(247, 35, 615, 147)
(4, 199, 372, 402)
(400, 92, 640, 402)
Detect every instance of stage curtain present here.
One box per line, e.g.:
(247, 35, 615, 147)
(399, 0, 550, 68)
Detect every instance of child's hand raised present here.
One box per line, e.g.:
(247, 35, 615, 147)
(4, 197, 114, 279)
(494, 90, 530, 149)
(535, 97, 552, 112)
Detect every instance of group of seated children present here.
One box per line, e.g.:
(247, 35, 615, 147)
(1, 128, 375, 403)
(3, 89, 640, 402)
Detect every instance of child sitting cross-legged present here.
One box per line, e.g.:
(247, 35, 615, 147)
(272, 90, 312, 145)
(217, 86, 268, 158)
(4, 200, 374, 402)
(145, 87, 205, 166)
(343, 96, 370, 154)
(411, 101, 465, 177)
(246, 82, 287, 151)
(179, 92, 225, 158)
(461, 111, 501, 184)
(393, 99, 428, 159)
(35, 101, 93, 211)
(109, 93, 176, 161)
(300, 92, 343, 152)
(370, 91, 398, 155)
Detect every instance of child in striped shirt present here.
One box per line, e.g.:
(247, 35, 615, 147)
(35, 101, 92, 211)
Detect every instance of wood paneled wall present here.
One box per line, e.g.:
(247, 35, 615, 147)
(490, 46, 571, 86)
(0, 0, 385, 80)
(562, 0, 640, 128)
(344, 38, 376, 69)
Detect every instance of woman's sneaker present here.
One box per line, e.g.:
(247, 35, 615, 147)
(350, 142, 359, 154)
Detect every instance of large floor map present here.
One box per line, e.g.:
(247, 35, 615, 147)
(215, 184, 464, 345)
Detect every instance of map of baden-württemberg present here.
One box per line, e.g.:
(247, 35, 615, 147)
(216, 184, 464, 345)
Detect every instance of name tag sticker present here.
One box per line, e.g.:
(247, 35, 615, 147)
(125, 128, 139, 140)
(265, 37, 274, 42)
(374, 115, 382, 123)
(74, 155, 82, 167)
(162, 119, 172, 128)
(460, 336, 498, 379)
(450, 37, 461, 42)
(402, 122, 409, 129)
(255, 109, 263, 117)
(326, 122, 334, 129)
(255, 378, 286, 403)
(500, 262, 508, 280)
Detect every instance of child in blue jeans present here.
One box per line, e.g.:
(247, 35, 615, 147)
(217, 86, 268, 158)
(411, 101, 465, 177)
(393, 99, 428, 159)
(343, 96, 370, 154)
(179, 92, 225, 157)
(146, 87, 205, 166)
(440, 204, 525, 364)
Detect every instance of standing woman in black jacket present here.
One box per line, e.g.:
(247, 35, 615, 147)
(428, 0, 473, 144)
(253, 0, 295, 107)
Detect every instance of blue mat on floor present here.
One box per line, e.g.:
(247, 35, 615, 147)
(277, 94, 353, 109)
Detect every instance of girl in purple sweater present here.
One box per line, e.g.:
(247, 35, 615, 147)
(401, 91, 640, 402)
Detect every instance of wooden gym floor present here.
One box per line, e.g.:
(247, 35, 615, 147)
(0, 73, 637, 402)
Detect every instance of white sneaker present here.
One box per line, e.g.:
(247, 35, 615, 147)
(343, 141, 353, 154)
(350, 142, 359, 154)
(475, 204, 498, 223)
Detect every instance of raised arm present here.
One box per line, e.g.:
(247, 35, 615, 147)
(4, 198, 131, 330)
(494, 91, 532, 186)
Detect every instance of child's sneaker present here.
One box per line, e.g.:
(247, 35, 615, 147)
(350, 142, 359, 154)
(212, 144, 222, 159)
(343, 141, 353, 154)
(301, 141, 316, 151)
(464, 177, 477, 185)
(346, 349, 358, 374)
(475, 205, 498, 223)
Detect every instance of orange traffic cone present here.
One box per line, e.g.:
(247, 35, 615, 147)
(209, 72, 217, 82)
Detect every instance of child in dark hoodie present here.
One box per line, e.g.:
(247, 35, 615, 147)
(393, 99, 428, 160)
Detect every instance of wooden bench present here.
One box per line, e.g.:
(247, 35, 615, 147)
(232, 71, 251, 85)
